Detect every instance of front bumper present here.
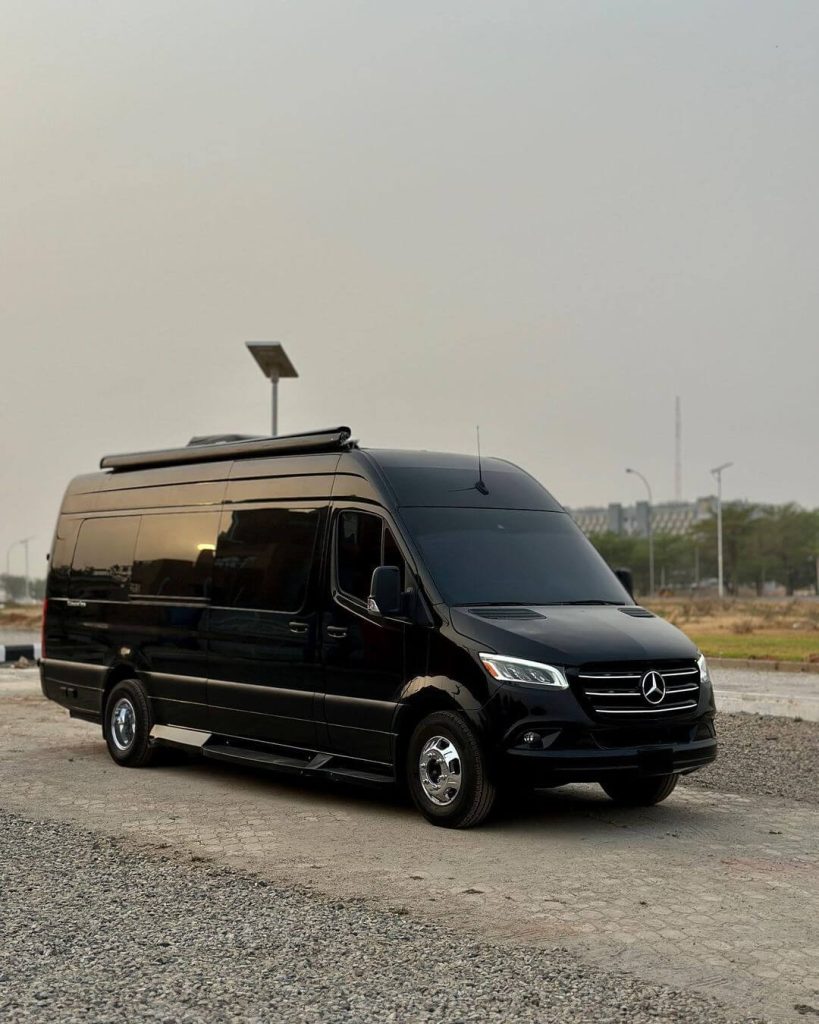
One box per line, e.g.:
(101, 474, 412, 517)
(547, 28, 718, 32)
(501, 733, 717, 785)
(481, 666, 718, 785)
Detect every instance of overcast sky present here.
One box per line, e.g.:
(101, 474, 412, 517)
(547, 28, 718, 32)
(2, 0, 818, 573)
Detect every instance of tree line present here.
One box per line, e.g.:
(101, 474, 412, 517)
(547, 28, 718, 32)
(591, 503, 819, 596)
(0, 575, 45, 602)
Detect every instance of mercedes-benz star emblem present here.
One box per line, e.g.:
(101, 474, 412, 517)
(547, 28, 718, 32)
(641, 670, 666, 705)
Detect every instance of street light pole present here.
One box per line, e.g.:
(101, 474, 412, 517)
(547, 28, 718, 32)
(246, 342, 299, 437)
(626, 468, 654, 597)
(22, 537, 30, 601)
(5, 536, 34, 602)
(711, 462, 733, 599)
(270, 372, 280, 437)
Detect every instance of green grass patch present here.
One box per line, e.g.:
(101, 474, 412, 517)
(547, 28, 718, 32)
(685, 631, 819, 663)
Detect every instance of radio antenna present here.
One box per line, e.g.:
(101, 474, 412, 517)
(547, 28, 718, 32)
(475, 426, 489, 494)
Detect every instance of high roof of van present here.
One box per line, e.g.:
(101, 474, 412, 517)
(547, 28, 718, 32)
(356, 449, 562, 511)
(60, 429, 563, 515)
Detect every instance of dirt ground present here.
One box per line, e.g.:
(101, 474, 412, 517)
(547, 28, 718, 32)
(0, 606, 41, 630)
(646, 597, 819, 663)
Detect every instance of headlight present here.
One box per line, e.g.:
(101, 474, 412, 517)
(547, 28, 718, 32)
(697, 653, 711, 685)
(479, 653, 569, 689)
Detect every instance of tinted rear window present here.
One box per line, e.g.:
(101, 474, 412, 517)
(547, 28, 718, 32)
(49, 518, 82, 599)
(401, 508, 629, 606)
(131, 512, 220, 600)
(70, 517, 139, 600)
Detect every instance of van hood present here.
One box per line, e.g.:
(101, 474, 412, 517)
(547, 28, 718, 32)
(449, 605, 698, 666)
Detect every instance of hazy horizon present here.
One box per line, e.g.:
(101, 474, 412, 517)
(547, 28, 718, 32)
(3, 1, 818, 571)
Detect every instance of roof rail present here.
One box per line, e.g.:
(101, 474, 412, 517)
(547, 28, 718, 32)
(100, 427, 353, 472)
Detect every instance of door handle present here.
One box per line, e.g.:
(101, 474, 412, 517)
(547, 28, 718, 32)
(289, 621, 308, 635)
(326, 625, 348, 639)
(66, 600, 87, 609)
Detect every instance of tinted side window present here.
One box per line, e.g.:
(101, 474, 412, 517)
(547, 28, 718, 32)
(131, 513, 219, 599)
(212, 507, 320, 612)
(337, 511, 383, 602)
(383, 527, 406, 592)
(49, 518, 82, 599)
(70, 517, 139, 600)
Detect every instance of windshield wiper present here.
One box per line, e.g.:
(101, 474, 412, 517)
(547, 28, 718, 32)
(549, 600, 622, 606)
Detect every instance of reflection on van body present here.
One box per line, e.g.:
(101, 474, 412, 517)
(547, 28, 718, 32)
(41, 428, 716, 828)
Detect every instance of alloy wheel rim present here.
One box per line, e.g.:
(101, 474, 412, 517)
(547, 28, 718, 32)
(111, 697, 136, 751)
(418, 735, 463, 806)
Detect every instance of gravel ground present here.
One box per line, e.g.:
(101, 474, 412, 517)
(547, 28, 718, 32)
(0, 811, 763, 1024)
(683, 711, 819, 805)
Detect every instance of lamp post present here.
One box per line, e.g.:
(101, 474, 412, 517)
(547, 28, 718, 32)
(626, 468, 654, 597)
(246, 342, 299, 437)
(5, 536, 34, 602)
(711, 462, 733, 599)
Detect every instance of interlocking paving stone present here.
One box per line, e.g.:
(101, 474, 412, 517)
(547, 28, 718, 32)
(1, 682, 817, 1022)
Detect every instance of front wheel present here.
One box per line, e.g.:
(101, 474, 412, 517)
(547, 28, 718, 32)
(406, 711, 496, 828)
(600, 773, 678, 806)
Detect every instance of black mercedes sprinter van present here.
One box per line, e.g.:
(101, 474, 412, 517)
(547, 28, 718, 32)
(41, 427, 716, 828)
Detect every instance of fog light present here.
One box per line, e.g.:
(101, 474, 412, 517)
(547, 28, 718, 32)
(523, 731, 541, 747)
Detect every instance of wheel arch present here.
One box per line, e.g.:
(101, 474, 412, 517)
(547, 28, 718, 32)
(100, 662, 141, 726)
(392, 677, 484, 775)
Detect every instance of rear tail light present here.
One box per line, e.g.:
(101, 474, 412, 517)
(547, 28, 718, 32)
(40, 598, 47, 660)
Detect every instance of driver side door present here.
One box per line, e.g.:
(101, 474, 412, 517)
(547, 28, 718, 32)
(319, 508, 411, 764)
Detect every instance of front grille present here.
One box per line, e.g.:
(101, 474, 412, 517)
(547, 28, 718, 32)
(573, 662, 700, 717)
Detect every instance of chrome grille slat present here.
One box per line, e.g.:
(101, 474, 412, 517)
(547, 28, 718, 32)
(575, 662, 700, 717)
(584, 689, 641, 697)
(596, 701, 698, 715)
(578, 673, 641, 681)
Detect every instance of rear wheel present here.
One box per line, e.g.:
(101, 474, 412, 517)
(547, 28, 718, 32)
(600, 773, 678, 806)
(104, 679, 156, 767)
(406, 711, 496, 828)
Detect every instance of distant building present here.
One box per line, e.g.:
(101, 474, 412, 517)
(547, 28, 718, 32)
(568, 497, 716, 538)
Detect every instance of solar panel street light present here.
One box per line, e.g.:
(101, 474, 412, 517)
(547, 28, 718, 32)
(245, 342, 299, 437)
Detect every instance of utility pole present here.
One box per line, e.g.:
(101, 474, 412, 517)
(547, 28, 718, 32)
(626, 468, 654, 596)
(711, 462, 733, 599)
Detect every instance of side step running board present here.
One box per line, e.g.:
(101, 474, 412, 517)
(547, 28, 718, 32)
(203, 743, 311, 774)
(325, 765, 395, 786)
(201, 741, 394, 787)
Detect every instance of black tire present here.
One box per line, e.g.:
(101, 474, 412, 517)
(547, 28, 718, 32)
(600, 773, 678, 806)
(406, 711, 496, 828)
(103, 679, 156, 767)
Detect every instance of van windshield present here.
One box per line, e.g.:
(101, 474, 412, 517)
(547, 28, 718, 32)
(400, 508, 630, 607)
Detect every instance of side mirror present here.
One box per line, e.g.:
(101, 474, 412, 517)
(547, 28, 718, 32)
(614, 568, 635, 600)
(368, 565, 403, 617)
